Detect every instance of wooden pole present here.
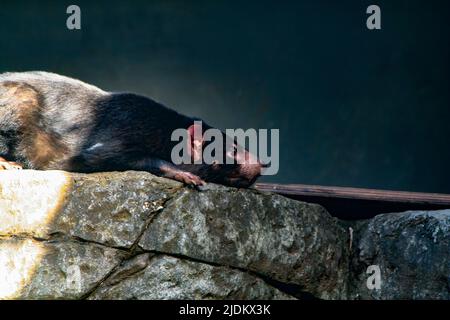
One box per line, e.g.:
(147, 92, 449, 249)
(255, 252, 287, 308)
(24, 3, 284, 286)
(254, 183, 450, 220)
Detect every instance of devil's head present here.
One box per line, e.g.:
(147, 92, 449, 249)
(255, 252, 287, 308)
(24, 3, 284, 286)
(178, 122, 263, 188)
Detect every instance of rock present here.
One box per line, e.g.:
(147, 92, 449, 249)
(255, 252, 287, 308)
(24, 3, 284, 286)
(0, 170, 181, 248)
(89, 253, 293, 300)
(1, 170, 448, 300)
(139, 187, 350, 299)
(350, 210, 450, 299)
(0, 238, 126, 299)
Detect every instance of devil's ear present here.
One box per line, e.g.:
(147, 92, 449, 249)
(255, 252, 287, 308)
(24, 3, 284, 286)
(187, 122, 203, 163)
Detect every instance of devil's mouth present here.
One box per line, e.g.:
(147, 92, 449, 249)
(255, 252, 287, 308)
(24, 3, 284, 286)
(226, 176, 258, 188)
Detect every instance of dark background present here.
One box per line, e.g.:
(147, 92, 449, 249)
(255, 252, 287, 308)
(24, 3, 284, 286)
(0, 0, 449, 193)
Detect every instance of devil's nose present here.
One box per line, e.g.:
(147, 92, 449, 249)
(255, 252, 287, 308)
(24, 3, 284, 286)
(255, 162, 262, 176)
(246, 162, 263, 178)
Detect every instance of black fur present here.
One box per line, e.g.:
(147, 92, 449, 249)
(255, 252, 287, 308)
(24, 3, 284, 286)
(0, 71, 261, 187)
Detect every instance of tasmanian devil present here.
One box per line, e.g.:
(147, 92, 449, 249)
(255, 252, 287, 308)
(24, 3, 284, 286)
(0, 71, 262, 188)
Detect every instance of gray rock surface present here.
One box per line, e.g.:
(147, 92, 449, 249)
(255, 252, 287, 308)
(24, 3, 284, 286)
(139, 187, 349, 299)
(0, 238, 126, 299)
(89, 253, 292, 300)
(350, 210, 450, 299)
(0, 170, 180, 248)
(0, 170, 449, 300)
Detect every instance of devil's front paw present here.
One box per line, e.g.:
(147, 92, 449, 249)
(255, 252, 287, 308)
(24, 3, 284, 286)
(173, 171, 206, 186)
(0, 157, 23, 170)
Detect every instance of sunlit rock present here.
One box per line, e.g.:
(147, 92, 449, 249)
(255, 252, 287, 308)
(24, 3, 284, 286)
(0, 238, 125, 299)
